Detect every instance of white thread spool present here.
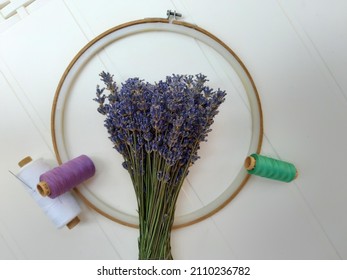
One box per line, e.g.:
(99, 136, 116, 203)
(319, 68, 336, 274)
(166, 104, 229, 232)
(16, 156, 81, 229)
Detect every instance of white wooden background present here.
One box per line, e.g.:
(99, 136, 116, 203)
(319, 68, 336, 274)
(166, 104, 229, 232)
(1, 0, 347, 260)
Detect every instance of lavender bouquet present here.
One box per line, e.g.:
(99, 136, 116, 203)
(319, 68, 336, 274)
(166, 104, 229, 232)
(94, 72, 226, 259)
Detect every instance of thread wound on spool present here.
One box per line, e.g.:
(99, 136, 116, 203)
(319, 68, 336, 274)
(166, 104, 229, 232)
(16, 157, 82, 229)
(245, 153, 297, 183)
(38, 155, 95, 199)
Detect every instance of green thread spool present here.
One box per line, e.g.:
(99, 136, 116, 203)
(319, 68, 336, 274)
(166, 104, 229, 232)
(244, 154, 298, 182)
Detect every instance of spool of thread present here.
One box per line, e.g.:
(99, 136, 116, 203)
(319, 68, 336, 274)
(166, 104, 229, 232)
(37, 155, 95, 199)
(16, 156, 81, 229)
(244, 153, 298, 183)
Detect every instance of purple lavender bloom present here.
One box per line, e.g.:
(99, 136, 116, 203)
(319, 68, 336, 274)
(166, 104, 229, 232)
(94, 72, 226, 188)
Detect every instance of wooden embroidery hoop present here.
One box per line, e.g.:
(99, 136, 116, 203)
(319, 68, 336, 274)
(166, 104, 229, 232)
(51, 15, 263, 229)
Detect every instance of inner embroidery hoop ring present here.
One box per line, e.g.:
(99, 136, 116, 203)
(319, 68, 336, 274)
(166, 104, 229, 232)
(51, 18, 263, 229)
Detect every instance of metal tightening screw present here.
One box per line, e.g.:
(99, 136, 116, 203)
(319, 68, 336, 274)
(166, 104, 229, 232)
(167, 10, 182, 19)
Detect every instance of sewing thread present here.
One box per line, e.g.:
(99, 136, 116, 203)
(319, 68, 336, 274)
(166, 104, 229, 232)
(16, 156, 81, 229)
(245, 153, 297, 182)
(37, 155, 95, 199)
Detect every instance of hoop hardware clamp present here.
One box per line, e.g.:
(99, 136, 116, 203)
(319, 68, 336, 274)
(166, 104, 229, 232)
(167, 10, 182, 20)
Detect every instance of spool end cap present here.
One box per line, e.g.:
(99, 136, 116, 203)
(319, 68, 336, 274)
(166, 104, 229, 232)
(18, 156, 32, 167)
(37, 181, 50, 197)
(244, 156, 256, 170)
(66, 216, 80, 229)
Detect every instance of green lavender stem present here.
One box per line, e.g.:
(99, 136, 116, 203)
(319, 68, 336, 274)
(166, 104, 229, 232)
(137, 153, 183, 260)
(138, 191, 175, 259)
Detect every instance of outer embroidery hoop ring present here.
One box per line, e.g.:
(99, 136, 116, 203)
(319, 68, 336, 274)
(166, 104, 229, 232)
(51, 18, 263, 229)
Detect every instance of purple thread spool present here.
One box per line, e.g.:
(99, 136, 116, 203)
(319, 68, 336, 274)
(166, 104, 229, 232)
(37, 155, 95, 198)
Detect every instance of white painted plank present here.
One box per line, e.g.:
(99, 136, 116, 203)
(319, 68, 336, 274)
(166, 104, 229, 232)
(63, 0, 175, 39)
(0, 0, 88, 132)
(172, 219, 237, 259)
(0, 59, 52, 152)
(278, 0, 347, 98)
(0, 220, 22, 259)
(273, 0, 347, 259)
(0, 236, 16, 259)
(179, 0, 345, 259)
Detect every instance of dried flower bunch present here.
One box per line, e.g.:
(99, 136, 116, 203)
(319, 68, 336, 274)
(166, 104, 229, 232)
(94, 71, 226, 259)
